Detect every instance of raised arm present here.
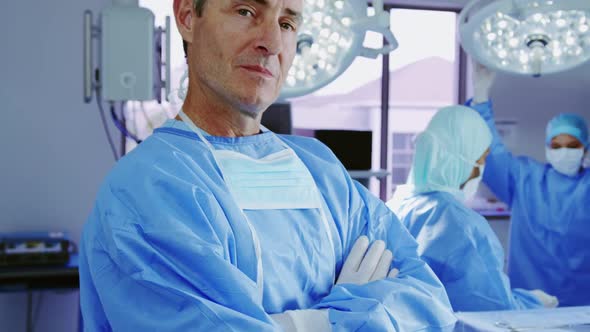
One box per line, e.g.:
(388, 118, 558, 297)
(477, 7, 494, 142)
(467, 63, 522, 205)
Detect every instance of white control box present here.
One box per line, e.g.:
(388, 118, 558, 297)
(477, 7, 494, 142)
(101, 6, 154, 101)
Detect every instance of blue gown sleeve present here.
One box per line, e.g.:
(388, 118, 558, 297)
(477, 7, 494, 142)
(443, 245, 542, 311)
(466, 99, 521, 205)
(433, 210, 542, 311)
(314, 181, 456, 332)
(79, 182, 277, 331)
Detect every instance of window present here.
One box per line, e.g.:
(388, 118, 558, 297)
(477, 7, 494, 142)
(386, 9, 460, 197)
(391, 133, 415, 185)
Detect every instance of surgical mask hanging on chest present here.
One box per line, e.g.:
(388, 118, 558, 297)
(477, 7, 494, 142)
(546, 147, 585, 177)
(178, 111, 321, 210)
(462, 164, 485, 202)
(212, 148, 322, 210)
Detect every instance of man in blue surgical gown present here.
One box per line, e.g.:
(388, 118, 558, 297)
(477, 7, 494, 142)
(387, 106, 554, 312)
(78, 0, 456, 330)
(467, 63, 590, 307)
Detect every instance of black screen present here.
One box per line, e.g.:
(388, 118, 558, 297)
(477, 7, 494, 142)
(314, 130, 372, 170)
(261, 102, 293, 135)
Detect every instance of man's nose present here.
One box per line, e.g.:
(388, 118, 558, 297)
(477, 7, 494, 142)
(254, 19, 282, 55)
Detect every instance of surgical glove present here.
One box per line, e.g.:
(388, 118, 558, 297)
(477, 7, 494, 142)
(271, 310, 330, 332)
(472, 62, 496, 104)
(388, 267, 400, 278)
(337, 236, 394, 285)
(531, 289, 559, 308)
(271, 312, 297, 332)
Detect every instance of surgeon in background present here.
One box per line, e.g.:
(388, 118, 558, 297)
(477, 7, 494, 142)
(468, 63, 590, 307)
(387, 105, 557, 312)
(78, 0, 456, 331)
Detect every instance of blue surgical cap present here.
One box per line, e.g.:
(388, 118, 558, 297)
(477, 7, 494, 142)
(410, 105, 492, 196)
(546, 113, 589, 147)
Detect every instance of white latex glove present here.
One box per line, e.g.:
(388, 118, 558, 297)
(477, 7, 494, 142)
(271, 310, 330, 332)
(472, 62, 497, 104)
(271, 312, 297, 332)
(336, 236, 397, 285)
(531, 289, 559, 308)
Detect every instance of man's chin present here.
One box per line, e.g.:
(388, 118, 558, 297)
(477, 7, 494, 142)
(234, 95, 276, 117)
(238, 107, 263, 119)
(231, 101, 265, 119)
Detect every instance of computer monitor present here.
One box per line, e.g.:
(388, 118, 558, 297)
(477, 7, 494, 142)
(314, 130, 372, 171)
(261, 102, 293, 135)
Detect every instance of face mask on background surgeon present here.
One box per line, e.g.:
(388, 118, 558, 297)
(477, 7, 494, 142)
(462, 164, 485, 201)
(546, 147, 585, 177)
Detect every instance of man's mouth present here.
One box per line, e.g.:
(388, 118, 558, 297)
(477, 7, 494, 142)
(240, 65, 274, 78)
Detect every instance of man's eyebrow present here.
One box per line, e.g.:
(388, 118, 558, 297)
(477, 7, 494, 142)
(236, 0, 303, 24)
(236, 0, 269, 6)
(284, 7, 303, 24)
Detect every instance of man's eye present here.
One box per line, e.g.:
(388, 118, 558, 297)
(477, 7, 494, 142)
(238, 8, 254, 17)
(280, 22, 295, 31)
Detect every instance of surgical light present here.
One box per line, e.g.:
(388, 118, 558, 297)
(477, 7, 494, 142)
(459, 0, 590, 77)
(280, 0, 398, 99)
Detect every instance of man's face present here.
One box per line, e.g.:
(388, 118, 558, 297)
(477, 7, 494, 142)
(549, 134, 584, 149)
(188, 0, 302, 116)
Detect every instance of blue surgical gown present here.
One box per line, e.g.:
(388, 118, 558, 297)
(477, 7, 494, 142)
(389, 189, 542, 312)
(469, 100, 590, 307)
(79, 120, 456, 331)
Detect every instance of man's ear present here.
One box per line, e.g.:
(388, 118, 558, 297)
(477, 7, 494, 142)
(174, 0, 194, 45)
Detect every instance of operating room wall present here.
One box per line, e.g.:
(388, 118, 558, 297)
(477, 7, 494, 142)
(0, 1, 112, 331)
